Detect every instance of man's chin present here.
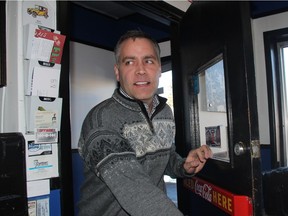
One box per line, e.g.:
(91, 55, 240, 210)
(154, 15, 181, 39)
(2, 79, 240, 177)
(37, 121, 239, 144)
(134, 95, 153, 104)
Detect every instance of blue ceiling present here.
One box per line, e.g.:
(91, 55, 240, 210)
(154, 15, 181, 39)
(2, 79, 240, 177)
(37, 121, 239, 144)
(250, 1, 288, 18)
(70, 1, 288, 51)
(70, 2, 171, 51)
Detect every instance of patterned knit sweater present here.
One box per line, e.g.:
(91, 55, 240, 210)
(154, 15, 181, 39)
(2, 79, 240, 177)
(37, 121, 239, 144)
(78, 89, 191, 216)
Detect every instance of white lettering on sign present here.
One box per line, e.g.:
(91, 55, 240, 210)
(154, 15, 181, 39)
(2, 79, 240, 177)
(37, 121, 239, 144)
(195, 180, 212, 202)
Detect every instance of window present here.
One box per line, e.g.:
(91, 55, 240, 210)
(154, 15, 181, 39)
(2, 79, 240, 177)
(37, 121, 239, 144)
(264, 28, 288, 167)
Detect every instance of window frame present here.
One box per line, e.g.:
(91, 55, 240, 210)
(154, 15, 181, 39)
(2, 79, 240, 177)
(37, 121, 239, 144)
(264, 27, 288, 167)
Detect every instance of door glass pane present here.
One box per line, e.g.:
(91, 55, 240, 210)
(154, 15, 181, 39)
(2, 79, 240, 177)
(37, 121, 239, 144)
(198, 54, 230, 162)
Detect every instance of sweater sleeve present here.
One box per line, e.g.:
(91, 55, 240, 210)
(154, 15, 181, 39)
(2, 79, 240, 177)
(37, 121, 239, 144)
(164, 144, 195, 178)
(81, 129, 184, 216)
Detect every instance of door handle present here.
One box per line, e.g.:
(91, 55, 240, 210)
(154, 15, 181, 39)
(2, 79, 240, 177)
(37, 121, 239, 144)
(234, 142, 247, 156)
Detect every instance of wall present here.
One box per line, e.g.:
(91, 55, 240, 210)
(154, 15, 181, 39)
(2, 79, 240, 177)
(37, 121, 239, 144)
(70, 42, 116, 149)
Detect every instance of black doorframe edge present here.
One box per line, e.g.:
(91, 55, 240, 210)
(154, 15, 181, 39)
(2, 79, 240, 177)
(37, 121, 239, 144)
(56, 1, 74, 216)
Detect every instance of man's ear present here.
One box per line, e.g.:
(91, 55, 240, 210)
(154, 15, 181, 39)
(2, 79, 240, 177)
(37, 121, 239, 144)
(114, 65, 120, 81)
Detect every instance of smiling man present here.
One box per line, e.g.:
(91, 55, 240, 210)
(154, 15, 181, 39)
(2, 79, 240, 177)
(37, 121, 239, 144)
(114, 33, 161, 110)
(78, 30, 212, 216)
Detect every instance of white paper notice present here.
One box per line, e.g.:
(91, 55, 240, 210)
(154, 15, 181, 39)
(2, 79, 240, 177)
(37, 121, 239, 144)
(31, 37, 54, 62)
(28, 200, 37, 216)
(37, 197, 50, 216)
(27, 179, 50, 198)
(31, 66, 60, 97)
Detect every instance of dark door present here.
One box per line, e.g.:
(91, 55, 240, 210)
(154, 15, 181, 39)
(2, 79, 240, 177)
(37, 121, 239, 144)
(171, 2, 263, 216)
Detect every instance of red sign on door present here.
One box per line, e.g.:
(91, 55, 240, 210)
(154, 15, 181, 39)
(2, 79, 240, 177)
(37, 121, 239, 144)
(183, 177, 253, 216)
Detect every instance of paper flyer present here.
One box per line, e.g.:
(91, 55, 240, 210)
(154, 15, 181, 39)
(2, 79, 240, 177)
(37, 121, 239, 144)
(31, 66, 61, 98)
(26, 141, 59, 181)
(25, 96, 62, 132)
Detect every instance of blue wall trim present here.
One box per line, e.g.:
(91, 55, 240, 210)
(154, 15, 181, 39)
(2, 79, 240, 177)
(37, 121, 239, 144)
(72, 151, 84, 216)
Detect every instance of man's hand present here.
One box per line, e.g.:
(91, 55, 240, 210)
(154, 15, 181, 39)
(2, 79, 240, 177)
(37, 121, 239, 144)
(183, 145, 213, 174)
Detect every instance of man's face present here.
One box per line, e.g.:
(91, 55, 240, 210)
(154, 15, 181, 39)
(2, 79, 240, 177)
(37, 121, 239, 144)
(114, 38, 161, 105)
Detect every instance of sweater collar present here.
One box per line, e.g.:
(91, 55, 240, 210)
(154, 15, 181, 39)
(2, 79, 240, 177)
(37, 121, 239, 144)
(112, 88, 167, 115)
(119, 87, 160, 117)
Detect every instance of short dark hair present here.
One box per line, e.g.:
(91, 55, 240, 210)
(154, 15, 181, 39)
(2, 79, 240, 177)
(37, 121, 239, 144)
(114, 30, 161, 65)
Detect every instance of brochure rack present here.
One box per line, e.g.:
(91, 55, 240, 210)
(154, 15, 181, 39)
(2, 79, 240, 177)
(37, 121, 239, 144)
(23, 23, 66, 216)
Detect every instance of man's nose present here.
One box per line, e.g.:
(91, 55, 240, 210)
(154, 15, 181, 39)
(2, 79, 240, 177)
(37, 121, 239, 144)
(136, 63, 146, 75)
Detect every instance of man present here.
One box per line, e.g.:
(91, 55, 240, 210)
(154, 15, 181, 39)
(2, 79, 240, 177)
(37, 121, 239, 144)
(78, 30, 212, 216)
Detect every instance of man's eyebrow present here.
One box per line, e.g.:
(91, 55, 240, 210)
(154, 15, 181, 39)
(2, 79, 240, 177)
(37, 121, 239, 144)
(121, 56, 135, 62)
(144, 55, 157, 60)
(120, 55, 157, 63)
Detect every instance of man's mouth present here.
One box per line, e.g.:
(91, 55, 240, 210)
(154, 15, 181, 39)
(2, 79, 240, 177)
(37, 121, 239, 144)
(134, 81, 150, 86)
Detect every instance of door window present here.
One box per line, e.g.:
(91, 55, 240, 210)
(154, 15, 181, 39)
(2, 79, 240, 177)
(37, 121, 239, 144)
(197, 54, 230, 162)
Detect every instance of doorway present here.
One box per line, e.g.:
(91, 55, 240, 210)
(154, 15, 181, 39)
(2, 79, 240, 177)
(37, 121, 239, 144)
(57, 1, 186, 215)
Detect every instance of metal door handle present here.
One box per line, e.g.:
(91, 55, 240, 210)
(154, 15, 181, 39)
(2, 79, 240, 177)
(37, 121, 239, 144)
(234, 142, 246, 156)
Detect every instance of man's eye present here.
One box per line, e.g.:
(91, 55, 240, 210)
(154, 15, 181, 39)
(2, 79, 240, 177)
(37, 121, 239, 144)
(125, 61, 133, 65)
(146, 59, 153, 64)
